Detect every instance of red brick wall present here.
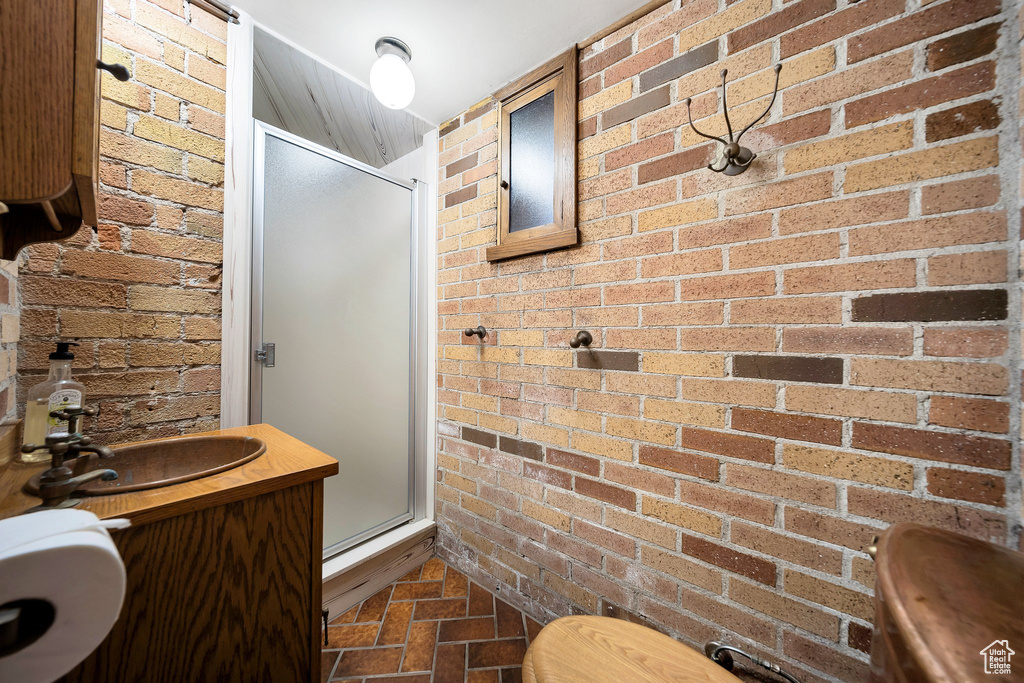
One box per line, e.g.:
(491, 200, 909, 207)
(435, 0, 1021, 678)
(17, 0, 225, 444)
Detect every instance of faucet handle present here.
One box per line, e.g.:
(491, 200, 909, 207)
(49, 405, 96, 421)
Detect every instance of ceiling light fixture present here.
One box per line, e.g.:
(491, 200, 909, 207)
(370, 37, 415, 110)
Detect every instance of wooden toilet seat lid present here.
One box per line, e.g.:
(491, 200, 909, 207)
(523, 615, 740, 683)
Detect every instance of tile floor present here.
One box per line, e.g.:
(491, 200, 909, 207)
(322, 557, 542, 682)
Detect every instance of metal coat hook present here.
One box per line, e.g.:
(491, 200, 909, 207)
(684, 64, 782, 176)
(464, 326, 486, 339)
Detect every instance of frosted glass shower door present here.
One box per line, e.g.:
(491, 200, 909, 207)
(252, 123, 417, 557)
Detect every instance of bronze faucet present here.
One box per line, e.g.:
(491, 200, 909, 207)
(21, 406, 117, 510)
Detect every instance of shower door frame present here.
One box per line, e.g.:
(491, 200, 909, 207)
(250, 120, 420, 558)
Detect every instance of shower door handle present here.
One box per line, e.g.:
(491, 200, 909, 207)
(255, 343, 276, 367)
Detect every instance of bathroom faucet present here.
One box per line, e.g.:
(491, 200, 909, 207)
(21, 407, 117, 510)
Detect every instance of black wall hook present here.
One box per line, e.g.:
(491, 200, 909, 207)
(684, 64, 782, 176)
(464, 326, 486, 339)
(569, 331, 593, 348)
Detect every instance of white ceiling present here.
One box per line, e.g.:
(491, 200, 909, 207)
(231, 0, 651, 125)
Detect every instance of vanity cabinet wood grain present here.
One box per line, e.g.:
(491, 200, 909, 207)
(0, 0, 103, 258)
(59, 482, 325, 683)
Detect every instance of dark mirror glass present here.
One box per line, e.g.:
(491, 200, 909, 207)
(508, 90, 555, 232)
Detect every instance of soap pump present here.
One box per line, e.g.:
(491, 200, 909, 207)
(21, 342, 87, 462)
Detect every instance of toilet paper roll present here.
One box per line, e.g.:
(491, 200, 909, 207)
(0, 510, 129, 683)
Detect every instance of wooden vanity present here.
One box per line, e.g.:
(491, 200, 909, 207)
(0, 424, 338, 683)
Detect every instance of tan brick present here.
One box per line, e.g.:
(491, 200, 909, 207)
(572, 432, 632, 461)
(579, 80, 633, 119)
(644, 353, 724, 376)
(849, 211, 1006, 256)
(60, 310, 179, 339)
(134, 115, 225, 162)
(62, 251, 179, 284)
(731, 297, 842, 324)
(679, 0, 772, 52)
(784, 121, 913, 173)
(784, 259, 916, 294)
(639, 198, 718, 232)
(642, 497, 722, 537)
(779, 191, 909, 235)
(135, 3, 226, 63)
(845, 137, 998, 193)
(783, 444, 913, 490)
(851, 358, 1008, 395)
(132, 170, 223, 210)
(725, 172, 833, 216)
(785, 570, 873, 621)
(923, 327, 1007, 358)
(580, 125, 631, 159)
(929, 396, 1009, 434)
(135, 60, 225, 113)
(645, 399, 726, 428)
(730, 233, 840, 269)
(682, 379, 776, 408)
(728, 47, 836, 106)
(130, 285, 220, 314)
(786, 385, 917, 423)
(731, 579, 839, 640)
(782, 327, 913, 355)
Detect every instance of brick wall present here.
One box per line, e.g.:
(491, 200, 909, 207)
(18, 0, 226, 444)
(434, 0, 1022, 679)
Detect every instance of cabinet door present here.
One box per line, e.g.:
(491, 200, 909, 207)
(0, 0, 76, 202)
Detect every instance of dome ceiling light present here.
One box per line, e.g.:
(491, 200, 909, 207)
(370, 37, 415, 110)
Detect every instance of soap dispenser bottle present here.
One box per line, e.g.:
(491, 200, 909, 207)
(22, 341, 87, 462)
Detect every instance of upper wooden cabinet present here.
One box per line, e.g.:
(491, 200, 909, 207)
(486, 47, 578, 262)
(0, 0, 103, 259)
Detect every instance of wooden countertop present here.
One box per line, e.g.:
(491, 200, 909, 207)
(0, 424, 338, 525)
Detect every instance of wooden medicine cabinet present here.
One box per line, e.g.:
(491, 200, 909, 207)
(486, 47, 578, 262)
(0, 0, 106, 260)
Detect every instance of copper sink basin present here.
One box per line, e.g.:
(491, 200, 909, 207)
(25, 435, 267, 496)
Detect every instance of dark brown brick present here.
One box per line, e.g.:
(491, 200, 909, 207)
(606, 40, 674, 87)
(847, 0, 1000, 63)
(927, 468, 1005, 506)
(848, 622, 873, 654)
(575, 477, 637, 509)
(463, 101, 495, 124)
(579, 38, 633, 80)
(851, 289, 1007, 322)
(925, 99, 1000, 142)
(462, 426, 497, 448)
(437, 617, 495, 642)
(545, 447, 600, 476)
(523, 461, 571, 489)
(681, 427, 775, 464)
(732, 409, 842, 446)
(639, 40, 718, 92)
(729, 0, 836, 53)
(733, 355, 843, 384)
(781, 0, 906, 58)
(444, 185, 477, 208)
(498, 435, 543, 460)
(446, 152, 478, 178)
(579, 75, 601, 100)
(927, 22, 1000, 71)
(576, 350, 639, 371)
(845, 62, 995, 128)
(852, 422, 1011, 470)
(467, 639, 527, 668)
(439, 118, 461, 137)
(639, 445, 720, 480)
(680, 534, 777, 585)
(601, 85, 670, 129)
(638, 144, 714, 184)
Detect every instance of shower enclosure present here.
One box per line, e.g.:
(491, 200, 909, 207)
(250, 122, 419, 558)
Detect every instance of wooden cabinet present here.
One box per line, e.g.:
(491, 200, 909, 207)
(0, 0, 103, 259)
